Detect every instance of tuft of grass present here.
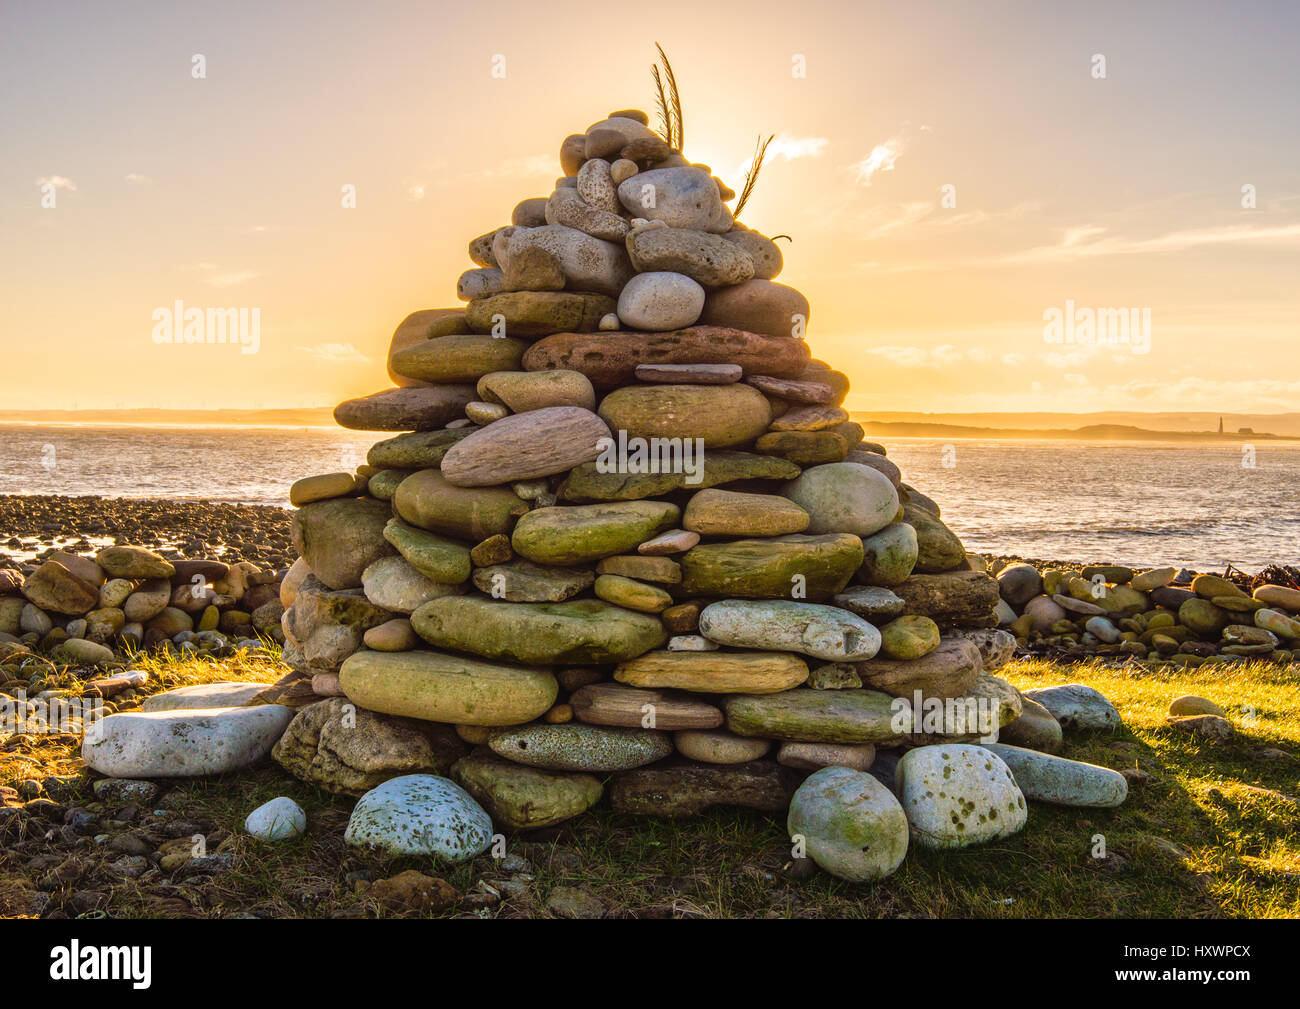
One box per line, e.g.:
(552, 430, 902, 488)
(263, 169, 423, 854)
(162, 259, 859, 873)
(650, 43, 683, 150)
(733, 133, 775, 222)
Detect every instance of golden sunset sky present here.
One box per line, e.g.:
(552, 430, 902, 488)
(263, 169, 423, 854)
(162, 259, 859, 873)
(3, 0, 1297, 414)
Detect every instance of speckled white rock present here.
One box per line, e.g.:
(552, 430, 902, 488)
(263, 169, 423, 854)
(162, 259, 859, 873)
(981, 743, 1128, 808)
(245, 796, 307, 841)
(1020, 683, 1121, 731)
(895, 743, 1027, 849)
(142, 681, 267, 712)
(699, 600, 881, 661)
(946, 628, 1018, 671)
(617, 166, 728, 232)
(787, 766, 909, 881)
(344, 774, 493, 861)
(576, 158, 620, 213)
(82, 705, 295, 777)
(616, 271, 705, 331)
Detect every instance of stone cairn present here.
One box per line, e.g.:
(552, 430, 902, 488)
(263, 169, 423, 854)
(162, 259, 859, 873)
(993, 562, 1300, 667)
(75, 106, 1137, 883)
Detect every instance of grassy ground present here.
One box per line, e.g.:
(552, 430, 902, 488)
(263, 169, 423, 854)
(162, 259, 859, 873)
(1, 651, 1297, 918)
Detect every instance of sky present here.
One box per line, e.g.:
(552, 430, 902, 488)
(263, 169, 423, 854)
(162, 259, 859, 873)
(2, 0, 1297, 414)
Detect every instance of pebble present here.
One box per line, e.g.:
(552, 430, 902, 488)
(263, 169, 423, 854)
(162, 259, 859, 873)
(981, 743, 1128, 807)
(699, 599, 881, 661)
(787, 766, 909, 881)
(1021, 684, 1121, 732)
(616, 271, 706, 331)
(896, 744, 1028, 849)
(345, 774, 493, 862)
(489, 723, 672, 772)
(245, 797, 307, 841)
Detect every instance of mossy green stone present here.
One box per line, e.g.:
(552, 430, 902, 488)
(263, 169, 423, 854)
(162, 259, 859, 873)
(451, 750, 603, 831)
(879, 615, 941, 660)
(383, 520, 472, 584)
(597, 383, 771, 449)
(724, 688, 902, 744)
(512, 501, 680, 565)
(366, 469, 412, 500)
(338, 649, 557, 726)
(411, 596, 667, 664)
(390, 334, 527, 383)
(679, 533, 862, 601)
(593, 574, 674, 613)
(559, 450, 801, 502)
(1179, 597, 1232, 635)
(858, 521, 919, 586)
(393, 469, 528, 540)
(902, 503, 966, 573)
(366, 429, 474, 469)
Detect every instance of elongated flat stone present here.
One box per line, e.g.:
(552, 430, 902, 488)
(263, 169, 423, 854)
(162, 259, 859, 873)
(512, 501, 680, 565)
(338, 648, 558, 726)
(82, 705, 295, 777)
(390, 334, 527, 383)
(570, 682, 723, 730)
(616, 650, 808, 694)
(597, 383, 771, 449)
(411, 596, 667, 664)
(440, 406, 611, 487)
(471, 561, 594, 602)
(523, 326, 810, 388)
(489, 723, 672, 772)
(634, 363, 742, 384)
(744, 374, 835, 404)
(366, 429, 473, 469)
(683, 488, 809, 536)
(698, 600, 880, 661)
(451, 750, 603, 831)
(679, 533, 862, 601)
(723, 688, 903, 744)
(854, 639, 982, 699)
(334, 386, 476, 431)
(980, 743, 1128, 808)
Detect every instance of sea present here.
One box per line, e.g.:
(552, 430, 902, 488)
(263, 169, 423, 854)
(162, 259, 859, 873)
(1, 424, 1298, 573)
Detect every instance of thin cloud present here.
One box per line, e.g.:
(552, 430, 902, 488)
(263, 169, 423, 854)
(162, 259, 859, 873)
(851, 140, 903, 185)
(36, 175, 77, 191)
(297, 342, 369, 363)
(125, 173, 152, 184)
(206, 270, 258, 287)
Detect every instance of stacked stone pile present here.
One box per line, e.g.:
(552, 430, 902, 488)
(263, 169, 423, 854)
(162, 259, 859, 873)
(992, 562, 1300, 667)
(0, 547, 285, 667)
(75, 105, 1132, 884)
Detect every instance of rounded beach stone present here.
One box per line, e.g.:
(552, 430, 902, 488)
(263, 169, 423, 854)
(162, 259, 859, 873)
(456, 267, 505, 301)
(290, 472, 361, 507)
(698, 600, 881, 661)
(998, 696, 1063, 753)
(1168, 694, 1224, 716)
(721, 228, 783, 279)
(597, 382, 771, 449)
(616, 271, 706, 331)
(778, 740, 875, 772)
(996, 563, 1042, 606)
(681, 533, 862, 601)
(683, 488, 809, 536)
(782, 462, 899, 538)
(361, 556, 462, 614)
(627, 227, 755, 287)
(699, 279, 810, 338)
(786, 766, 909, 881)
(451, 750, 603, 831)
(440, 406, 611, 487)
(21, 564, 98, 617)
(895, 743, 1028, 849)
(616, 166, 727, 231)
(488, 723, 673, 772)
(389, 334, 527, 383)
(344, 774, 492, 862)
(333, 386, 476, 431)
(673, 729, 771, 764)
(477, 369, 596, 412)
(81, 705, 295, 778)
(393, 470, 528, 541)
(95, 546, 175, 580)
(411, 596, 667, 665)
(245, 797, 307, 841)
(857, 522, 919, 587)
(854, 638, 982, 699)
(339, 649, 558, 725)
(382, 521, 472, 585)
(512, 501, 680, 565)
(1020, 683, 1121, 731)
(504, 225, 634, 296)
(981, 743, 1128, 808)
(593, 574, 673, 613)
(292, 497, 395, 591)
(878, 615, 941, 660)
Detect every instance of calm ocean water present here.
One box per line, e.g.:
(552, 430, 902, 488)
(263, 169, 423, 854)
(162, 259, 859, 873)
(2, 425, 1298, 572)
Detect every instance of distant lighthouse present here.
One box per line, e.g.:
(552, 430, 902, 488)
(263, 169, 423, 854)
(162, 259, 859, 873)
(1218, 416, 1224, 435)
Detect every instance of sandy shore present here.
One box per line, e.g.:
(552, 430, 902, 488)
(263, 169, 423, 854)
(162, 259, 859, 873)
(0, 495, 295, 571)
